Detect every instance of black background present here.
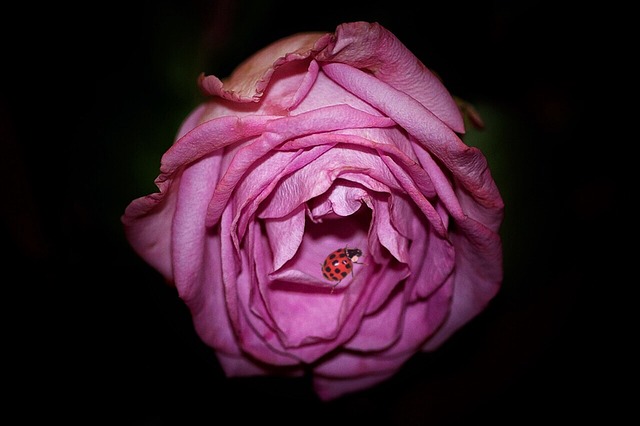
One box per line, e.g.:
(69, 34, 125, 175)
(2, 1, 628, 424)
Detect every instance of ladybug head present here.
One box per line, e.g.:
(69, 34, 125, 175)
(345, 248, 363, 261)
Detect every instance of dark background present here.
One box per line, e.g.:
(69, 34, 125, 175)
(2, 1, 627, 424)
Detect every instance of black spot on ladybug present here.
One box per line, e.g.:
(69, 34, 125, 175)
(340, 271, 347, 278)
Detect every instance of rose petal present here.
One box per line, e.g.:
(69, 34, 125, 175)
(220, 211, 301, 366)
(121, 104, 211, 280)
(122, 180, 178, 281)
(406, 204, 456, 301)
(369, 192, 410, 264)
(292, 67, 384, 116)
(308, 173, 392, 220)
(360, 254, 410, 316)
(234, 145, 332, 245)
(199, 32, 328, 102)
(287, 59, 320, 110)
(316, 21, 465, 133)
(343, 268, 406, 351)
(316, 278, 453, 378)
(422, 216, 503, 351)
(265, 206, 306, 271)
(160, 114, 278, 176)
(171, 153, 224, 299)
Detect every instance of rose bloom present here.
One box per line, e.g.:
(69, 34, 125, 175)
(122, 21, 504, 400)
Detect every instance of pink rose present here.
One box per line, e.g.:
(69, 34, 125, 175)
(122, 21, 504, 401)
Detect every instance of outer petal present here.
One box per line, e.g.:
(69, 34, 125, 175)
(159, 114, 279, 176)
(121, 178, 178, 281)
(183, 212, 239, 357)
(315, 21, 465, 133)
(198, 32, 328, 102)
(422, 215, 503, 350)
(171, 153, 223, 300)
(121, 103, 210, 280)
(407, 203, 456, 301)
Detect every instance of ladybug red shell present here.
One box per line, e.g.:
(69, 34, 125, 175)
(321, 247, 363, 287)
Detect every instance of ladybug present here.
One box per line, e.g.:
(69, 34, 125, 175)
(321, 247, 363, 289)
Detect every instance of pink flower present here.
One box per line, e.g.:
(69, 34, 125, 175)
(122, 21, 504, 401)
